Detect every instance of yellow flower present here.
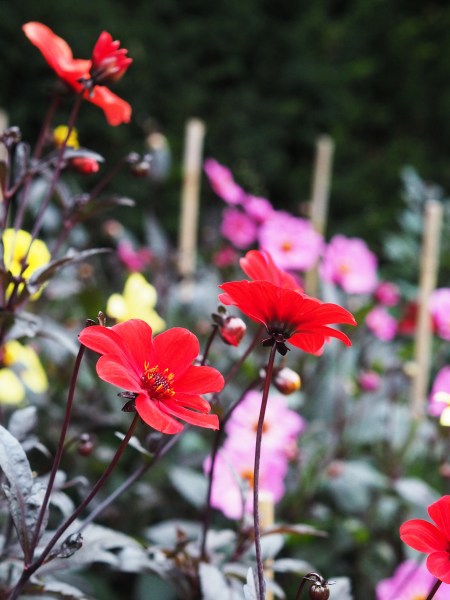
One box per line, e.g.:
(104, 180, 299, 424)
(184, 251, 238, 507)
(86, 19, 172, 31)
(435, 391, 450, 426)
(106, 273, 165, 333)
(2, 228, 51, 300)
(53, 125, 79, 149)
(0, 340, 48, 404)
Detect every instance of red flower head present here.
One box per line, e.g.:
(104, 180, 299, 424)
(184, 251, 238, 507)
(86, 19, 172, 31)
(218, 280, 356, 355)
(400, 495, 450, 584)
(22, 22, 132, 126)
(240, 249, 302, 291)
(79, 319, 224, 434)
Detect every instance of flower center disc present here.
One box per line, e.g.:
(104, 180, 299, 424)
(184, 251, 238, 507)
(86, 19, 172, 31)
(141, 363, 175, 401)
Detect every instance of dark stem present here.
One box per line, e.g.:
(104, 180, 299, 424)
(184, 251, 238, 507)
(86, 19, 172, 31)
(253, 343, 277, 600)
(28, 344, 86, 560)
(223, 325, 264, 387)
(426, 579, 442, 600)
(7, 413, 140, 600)
(201, 325, 218, 366)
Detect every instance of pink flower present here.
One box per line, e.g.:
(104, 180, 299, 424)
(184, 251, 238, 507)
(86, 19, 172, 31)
(376, 559, 450, 600)
(204, 440, 288, 519)
(225, 390, 305, 455)
(220, 207, 258, 249)
(375, 281, 401, 307)
(212, 246, 239, 268)
(258, 211, 323, 271)
(365, 306, 397, 341)
(358, 370, 381, 392)
(429, 289, 450, 340)
(429, 366, 450, 418)
(204, 159, 246, 205)
(117, 240, 152, 272)
(243, 195, 274, 224)
(320, 234, 378, 294)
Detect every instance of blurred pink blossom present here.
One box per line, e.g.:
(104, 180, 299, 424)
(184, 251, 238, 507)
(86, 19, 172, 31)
(320, 234, 378, 294)
(429, 288, 450, 340)
(117, 240, 152, 272)
(243, 195, 274, 224)
(358, 370, 381, 392)
(204, 158, 246, 205)
(429, 366, 450, 418)
(365, 306, 397, 341)
(376, 559, 450, 600)
(258, 211, 323, 271)
(375, 281, 400, 306)
(212, 245, 239, 268)
(220, 207, 258, 249)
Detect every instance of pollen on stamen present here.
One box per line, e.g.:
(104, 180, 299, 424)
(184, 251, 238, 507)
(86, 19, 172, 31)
(141, 363, 175, 400)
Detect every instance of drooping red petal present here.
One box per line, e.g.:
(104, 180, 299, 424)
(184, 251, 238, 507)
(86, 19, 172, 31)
(302, 302, 357, 326)
(152, 328, 200, 378)
(240, 250, 301, 290)
(291, 325, 352, 347)
(110, 319, 155, 373)
(400, 519, 447, 553)
(429, 496, 450, 540)
(135, 394, 183, 434)
(96, 355, 142, 393)
(288, 332, 325, 354)
(175, 365, 224, 395)
(88, 85, 132, 125)
(173, 393, 213, 413)
(162, 400, 219, 430)
(427, 551, 450, 583)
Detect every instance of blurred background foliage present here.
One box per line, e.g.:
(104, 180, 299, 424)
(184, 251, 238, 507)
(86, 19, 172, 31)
(1, 0, 450, 246)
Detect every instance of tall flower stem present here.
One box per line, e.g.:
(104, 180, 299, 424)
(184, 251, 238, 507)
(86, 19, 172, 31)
(201, 324, 218, 366)
(253, 343, 277, 600)
(28, 344, 86, 561)
(7, 413, 140, 600)
(426, 579, 442, 600)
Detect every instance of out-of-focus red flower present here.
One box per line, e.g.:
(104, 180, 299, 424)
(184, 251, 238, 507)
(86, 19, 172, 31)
(91, 31, 132, 84)
(240, 249, 302, 291)
(400, 495, 450, 584)
(23, 22, 131, 126)
(219, 280, 356, 355)
(79, 319, 224, 434)
(70, 157, 100, 174)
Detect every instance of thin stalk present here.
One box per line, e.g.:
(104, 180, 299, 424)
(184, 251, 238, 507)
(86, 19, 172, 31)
(28, 345, 86, 560)
(7, 414, 140, 600)
(426, 579, 442, 600)
(201, 325, 218, 366)
(253, 343, 277, 600)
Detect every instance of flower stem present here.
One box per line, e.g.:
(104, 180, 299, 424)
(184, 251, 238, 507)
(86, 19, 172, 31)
(223, 325, 264, 386)
(253, 342, 277, 600)
(7, 413, 140, 600)
(201, 324, 218, 366)
(28, 344, 86, 561)
(426, 579, 442, 600)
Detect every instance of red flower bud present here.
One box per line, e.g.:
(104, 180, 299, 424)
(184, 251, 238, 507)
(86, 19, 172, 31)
(219, 316, 247, 346)
(70, 156, 100, 174)
(90, 31, 132, 84)
(274, 367, 301, 395)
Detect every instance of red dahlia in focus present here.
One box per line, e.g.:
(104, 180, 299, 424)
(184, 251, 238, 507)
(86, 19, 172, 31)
(400, 495, 450, 584)
(79, 319, 224, 434)
(240, 249, 302, 291)
(23, 22, 132, 126)
(219, 280, 356, 355)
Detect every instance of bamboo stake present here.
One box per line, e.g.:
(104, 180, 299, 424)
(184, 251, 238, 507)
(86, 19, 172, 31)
(304, 135, 334, 297)
(259, 490, 275, 600)
(177, 118, 205, 282)
(410, 199, 443, 418)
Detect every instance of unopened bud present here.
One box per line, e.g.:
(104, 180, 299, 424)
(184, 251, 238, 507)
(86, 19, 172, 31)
(219, 316, 247, 347)
(130, 158, 152, 177)
(70, 157, 100, 174)
(77, 433, 94, 456)
(309, 584, 330, 600)
(274, 367, 301, 395)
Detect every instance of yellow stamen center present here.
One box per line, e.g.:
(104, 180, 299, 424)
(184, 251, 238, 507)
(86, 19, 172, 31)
(241, 469, 255, 489)
(281, 240, 293, 252)
(141, 363, 175, 401)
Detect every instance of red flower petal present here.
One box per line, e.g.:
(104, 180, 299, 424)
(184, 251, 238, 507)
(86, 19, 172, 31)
(429, 495, 450, 540)
(175, 365, 224, 395)
(240, 249, 301, 290)
(135, 394, 183, 434)
(110, 320, 155, 373)
(88, 85, 132, 125)
(79, 325, 135, 366)
(96, 355, 142, 393)
(153, 328, 200, 378)
(162, 400, 219, 430)
(288, 332, 325, 354)
(173, 393, 213, 413)
(427, 551, 450, 584)
(400, 519, 447, 553)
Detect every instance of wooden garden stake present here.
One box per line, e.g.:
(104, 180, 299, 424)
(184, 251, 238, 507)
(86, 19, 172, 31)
(177, 118, 205, 283)
(304, 135, 334, 297)
(259, 490, 275, 600)
(410, 199, 443, 418)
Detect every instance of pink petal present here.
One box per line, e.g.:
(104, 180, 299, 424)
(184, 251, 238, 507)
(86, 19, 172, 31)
(427, 551, 450, 583)
(135, 394, 183, 434)
(152, 328, 199, 377)
(400, 519, 447, 552)
(175, 365, 224, 395)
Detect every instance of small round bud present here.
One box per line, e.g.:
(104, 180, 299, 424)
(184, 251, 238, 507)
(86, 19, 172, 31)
(274, 367, 301, 395)
(77, 433, 94, 457)
(130, 159, 152, 177)
(219, 316, 247, 347)
(309, 583, 330, 600)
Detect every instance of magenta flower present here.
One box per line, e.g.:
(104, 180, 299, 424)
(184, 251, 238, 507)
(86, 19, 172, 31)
(375, 281, 401, 306)
(358, 370, 381, 392)
(320, 234, 378, 294)
(376, 559, 450, 600)
(365, 306, 398, 341)
(204, 158, 246, 205)
(220, 207, 258, 249)
(243, 195, 274, 224)
(429, 289, 450, 340)
(429, 366, 450, 419)
(117, 240, 152, 272)
(258, 211, 323, 271)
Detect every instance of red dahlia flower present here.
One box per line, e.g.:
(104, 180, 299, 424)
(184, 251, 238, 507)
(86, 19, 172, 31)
(240, 249, 302, 291)
(400, 495, 450, 584)
(23, 22, 132, 126)
(218, 280, 356, 355)
(79, 319, 224, 434)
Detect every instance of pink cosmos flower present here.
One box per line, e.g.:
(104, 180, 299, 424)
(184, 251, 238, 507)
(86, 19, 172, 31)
(225, 390, 305, 455)
(320, 234, 378, 294)
(429, 366, 450, 419)
(258, 211, 323, 271)
(220, 207, 258, 249)
(117, 240, 152, 272)
(429, 289, 450, 340)
(204, 158, 246, 205)
(376, 559, 450, 600)
(204, 440, 288, 519)
(243, 195, 274, 224)
(365, 306, 398, 341)
(375, 281, 401, 307)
